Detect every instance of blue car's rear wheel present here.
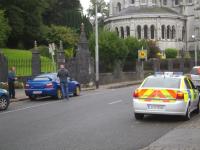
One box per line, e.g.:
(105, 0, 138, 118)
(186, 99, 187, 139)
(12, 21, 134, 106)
(0, 96, 9, 111)
(74, 86, 80, 96)
(29, 95, 37, 101)
(56, 89, 62, 100)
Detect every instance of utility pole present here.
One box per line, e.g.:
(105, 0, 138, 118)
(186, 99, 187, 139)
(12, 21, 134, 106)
(95, 0, 99, 89)
(192, 35, 197, 66)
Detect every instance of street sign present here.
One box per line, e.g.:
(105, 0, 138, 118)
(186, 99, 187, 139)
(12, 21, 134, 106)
(138, 49, 147, 60)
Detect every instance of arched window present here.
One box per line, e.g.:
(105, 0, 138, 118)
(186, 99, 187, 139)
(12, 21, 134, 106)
(150, 25, 155, 39)
(115, 27, 119, 36)
(167, 25, 171, 39)
(126, 26, 130, 37)
(182, 27, 185, 41)
(163, 0, 167, 5)
(137, 25, 141, 39)
(172, 26, 176, 39)
(120, 27, 124, 38)
(144, 25, 148, 39)
(161, 25, 165, 39)
(131, 0, 135, 4)
(175, 0, 179, 5)
(152, 0, 156, 4)
(117, 2, 121, 12)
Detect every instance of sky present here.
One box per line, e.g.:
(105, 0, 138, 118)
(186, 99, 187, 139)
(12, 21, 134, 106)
(80, 0, 110, 14)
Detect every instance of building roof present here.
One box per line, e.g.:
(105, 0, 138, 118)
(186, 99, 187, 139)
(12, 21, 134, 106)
(114, 7, 181, 17)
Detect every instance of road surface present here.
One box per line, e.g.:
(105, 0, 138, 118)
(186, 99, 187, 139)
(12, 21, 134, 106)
(0, 86, 185, 150)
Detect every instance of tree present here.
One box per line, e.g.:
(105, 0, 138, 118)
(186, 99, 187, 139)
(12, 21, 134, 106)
(44, 25, 78, 49)
(87, 0, 109, 27)
(89, 30, 128, 72)
(0, 10, 10, 47)
(147, 40, 161, 59)
(0, 0, 46, 48)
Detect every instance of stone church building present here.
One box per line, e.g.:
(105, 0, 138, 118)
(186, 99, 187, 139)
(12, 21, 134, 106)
(105, 0, 200, 53)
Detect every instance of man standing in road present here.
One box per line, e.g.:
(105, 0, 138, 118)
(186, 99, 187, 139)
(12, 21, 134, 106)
(57, 64, 69, 100)
(8, 66, 17, 99)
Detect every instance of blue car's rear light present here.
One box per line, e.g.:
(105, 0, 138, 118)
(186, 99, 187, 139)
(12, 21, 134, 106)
(45, 83, 53, 88)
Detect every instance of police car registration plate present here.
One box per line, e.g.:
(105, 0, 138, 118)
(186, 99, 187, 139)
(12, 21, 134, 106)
(147, 104, 164, 110)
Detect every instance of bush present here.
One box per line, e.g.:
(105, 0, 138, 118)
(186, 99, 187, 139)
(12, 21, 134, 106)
(89, 29, 128, 72)
(0, 81, 24, 89)
(165, 48, 178, 58)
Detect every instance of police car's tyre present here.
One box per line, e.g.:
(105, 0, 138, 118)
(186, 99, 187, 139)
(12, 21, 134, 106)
(184, 104, 191, 121)
(194, 100, 200, 114)
(0, 96, 9, 111)
(134, 113, 144, 120)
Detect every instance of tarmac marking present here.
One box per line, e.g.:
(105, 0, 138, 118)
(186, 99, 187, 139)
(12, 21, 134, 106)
(109, 100, 123, 105)
(0, 101, 60, 115)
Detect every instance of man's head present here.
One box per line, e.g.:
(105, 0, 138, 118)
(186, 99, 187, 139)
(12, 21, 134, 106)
(12, 67, 16, 71)
(60, 64, 65, 69)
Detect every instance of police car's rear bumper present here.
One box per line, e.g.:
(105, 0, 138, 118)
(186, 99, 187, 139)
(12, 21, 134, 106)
(133, 98, 187, 116)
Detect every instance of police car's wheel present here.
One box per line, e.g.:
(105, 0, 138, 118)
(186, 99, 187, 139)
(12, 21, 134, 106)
(184, 104, 191, 121)
(194, 100, 200, 114)
(0, 96, 9, 111)
(134, 113, 144, 120)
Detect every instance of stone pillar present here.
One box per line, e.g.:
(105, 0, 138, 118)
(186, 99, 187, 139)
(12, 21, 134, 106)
(0, 52, 8, 82)
(136, 60, 144, 80)
(190, 60, 195, 70)
(153, 58, 160, 72)
(168, 59, 173, 71)
(32, 41, 41, 77)
(57, 41, 66, 68)
(73, 23, 94, 84)
(113, 61, 122, 81)
(179, 59, 184, 72)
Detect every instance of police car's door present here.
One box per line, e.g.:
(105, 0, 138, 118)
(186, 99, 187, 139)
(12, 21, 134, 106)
(184, 78, 196, 109)
(188, 79, 199, 107)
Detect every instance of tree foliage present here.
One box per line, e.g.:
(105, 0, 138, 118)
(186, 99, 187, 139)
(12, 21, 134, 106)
(0, 10, 10, 47)
(0, 0, 92, 49)
(44, 25, 79, 49)
(89, 30, 128, 72)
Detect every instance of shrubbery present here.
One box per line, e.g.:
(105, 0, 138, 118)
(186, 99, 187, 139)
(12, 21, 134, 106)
(165, 48, 178, 58)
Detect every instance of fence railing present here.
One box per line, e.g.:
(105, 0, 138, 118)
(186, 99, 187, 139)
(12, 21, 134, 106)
(8, 58, 56, 76)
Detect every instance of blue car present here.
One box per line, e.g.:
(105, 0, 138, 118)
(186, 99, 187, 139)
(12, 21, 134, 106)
(25, 73, 81, 100)
(0, 88, 10, 111)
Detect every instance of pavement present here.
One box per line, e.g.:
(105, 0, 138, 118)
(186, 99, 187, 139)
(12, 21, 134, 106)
(141, 115, 200, 150)
(6, 80, 200, 150)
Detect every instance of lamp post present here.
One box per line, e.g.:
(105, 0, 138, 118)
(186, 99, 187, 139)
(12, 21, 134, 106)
(95, 0, 99, 89)
(192, 35, 197, 66)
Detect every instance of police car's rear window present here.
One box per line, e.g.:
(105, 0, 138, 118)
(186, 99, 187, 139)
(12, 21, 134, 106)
(142, 77, 181, 89)
(191, 68, 200, 75)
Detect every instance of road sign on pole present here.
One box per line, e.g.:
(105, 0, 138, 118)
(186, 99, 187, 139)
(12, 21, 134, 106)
(138, 48, 147, 61)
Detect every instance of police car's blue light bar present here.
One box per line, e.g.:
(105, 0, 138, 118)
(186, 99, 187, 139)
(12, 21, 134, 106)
(155, 72, 183, 76)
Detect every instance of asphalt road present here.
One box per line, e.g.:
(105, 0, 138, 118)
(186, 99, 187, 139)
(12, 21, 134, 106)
(0, 86, 185, 150)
